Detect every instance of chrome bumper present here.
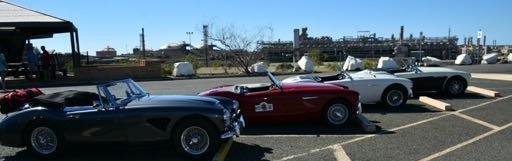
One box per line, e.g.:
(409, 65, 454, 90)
(356, 102, 363, 114)
(408, 88, 414, 98)
(221, 114, 245, 139)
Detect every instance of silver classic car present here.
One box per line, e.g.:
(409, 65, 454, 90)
(373, 58, 471, 96)
(0, 79, 244, 160)
(282, 70, 413, 108)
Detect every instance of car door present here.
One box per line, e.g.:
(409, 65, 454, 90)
(240, 87, 297, 123)
(64, 109, 126, 143)
(118, 107, 172, 142)
(347, 78, 383, 103)
(398, 72, 446, 91)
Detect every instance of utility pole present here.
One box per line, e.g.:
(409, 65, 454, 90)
(140, 28, 146, 59)
(203, 25, 209, 67)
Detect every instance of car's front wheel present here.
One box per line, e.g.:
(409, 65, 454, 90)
(322, 100, 353, 126)
(381, 85, 408, 108)
(172, 118, 220, 160)
(25, 122, 63, 158)
(444, 77, 467, 96)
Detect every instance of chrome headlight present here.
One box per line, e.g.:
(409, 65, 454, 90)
(223, 108, 231, 126)
(232, 100, 239, 112)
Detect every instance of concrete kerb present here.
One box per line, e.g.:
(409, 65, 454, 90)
(357, 113, 377, 133)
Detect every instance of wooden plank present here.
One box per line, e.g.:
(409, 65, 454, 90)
(467, 86, 501, 98)
(419, 96, 455, 111)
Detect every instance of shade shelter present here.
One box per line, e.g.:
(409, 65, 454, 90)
(0, 0, 80, 67)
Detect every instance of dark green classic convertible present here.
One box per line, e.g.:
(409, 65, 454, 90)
(0, 79, 244, 160)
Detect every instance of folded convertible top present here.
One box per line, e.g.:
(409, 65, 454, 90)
(32, 90, 100, 109)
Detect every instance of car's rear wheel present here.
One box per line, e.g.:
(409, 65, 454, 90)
(444, 77, 467, 96)
(25, 123, 63, 158)
(172, 118, 220, 160)
(381, 85, 408, 108)
(322, 100, 353, 126)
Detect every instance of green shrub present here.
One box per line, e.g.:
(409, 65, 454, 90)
(363, 59, 378, 69)
(325, 63, 341, 71)
(161, 63, 174, 76)
(308, 48, 325, 66)
(183, 55, 200, 70)
(275, 63, 294, 72)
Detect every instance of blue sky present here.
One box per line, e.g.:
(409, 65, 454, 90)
(7, 0, 512, 55)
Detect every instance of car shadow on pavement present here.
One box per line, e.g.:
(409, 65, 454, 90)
(241, 120, 367, 136)
(226, 142, 273, 161)
(3, 143, 186, 161)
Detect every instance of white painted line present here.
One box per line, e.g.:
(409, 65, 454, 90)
(453, 113, 500, 130)
(332, 144, 352, 161)
(240, 134, 367, 138)
(419, 96, 455, 111)
(212, 138, 233, 161)
(276, 95, 512, 161)
(467, 86, 501, 97)
(419, 122, 512, 161)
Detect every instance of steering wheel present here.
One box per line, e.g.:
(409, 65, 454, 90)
(269, 82, 277, 90)
(338, 73, 346, 80)
(312, 76, 322, 82)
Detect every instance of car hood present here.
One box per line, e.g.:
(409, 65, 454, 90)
(126, 95, 222, 109)
(281, 82, 349, 90)
(282, 71, 402, 82)
(282, 75, 317, 83)
(351, 70, 401, 80)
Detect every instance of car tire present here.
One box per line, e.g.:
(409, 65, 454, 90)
(25, 122, 64, 158)
(322, 100, 353, 126)
(172, 118, 220, 160)
(381, 85, 408, 108)
(444, 77, 467, 96)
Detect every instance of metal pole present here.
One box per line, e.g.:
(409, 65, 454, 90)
(141, 28, 146, 59)
(186, 32, 193, 46)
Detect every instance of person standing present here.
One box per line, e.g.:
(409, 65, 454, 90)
(0, 50, 7, 91)
(40, 46, 51, 80)
(23, 43, 38, 79)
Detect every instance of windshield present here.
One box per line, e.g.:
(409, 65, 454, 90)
(266, 72, 282, 88)
(97, 79, 147, 109)
(396, 58, 422, 73)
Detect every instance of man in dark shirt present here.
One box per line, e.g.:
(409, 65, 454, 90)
(40, 46, 51, 80)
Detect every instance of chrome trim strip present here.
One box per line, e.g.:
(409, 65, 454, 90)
(302, 96, 319, 100)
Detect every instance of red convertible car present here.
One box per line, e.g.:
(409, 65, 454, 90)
(198, 72, 361, 126)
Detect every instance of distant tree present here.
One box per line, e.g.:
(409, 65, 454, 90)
(210, 24, 273, 74)
(183, 54, 200, 71)
(308, 48, 325, 66)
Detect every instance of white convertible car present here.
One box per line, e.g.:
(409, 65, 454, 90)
(282, 70, 413, 108)
(372, 58, 471, 96)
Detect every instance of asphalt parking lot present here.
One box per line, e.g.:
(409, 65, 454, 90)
(1, 64, 511, 161)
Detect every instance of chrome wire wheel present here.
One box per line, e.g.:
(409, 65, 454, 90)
(180, 126, 210, 155)
(386, 89, 404, 107)
(30, 127, 58, 155)
(326, 104, 349, 125)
